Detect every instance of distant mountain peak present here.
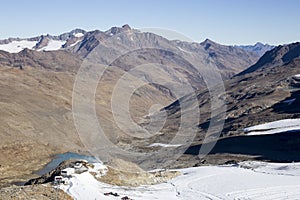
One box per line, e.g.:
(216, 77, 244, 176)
(200, 38, 216, 45)
(105, 24, 132, 36)
(200, 38, 219, 50)
(237, 42, 300, 76)
(237, 42, 275, 56)
(122, 24, 131, 30)
(254, 42, 264, 46)
(69, 28, 86, 33)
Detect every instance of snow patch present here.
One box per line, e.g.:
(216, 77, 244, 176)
(0, 40, 36, 53)
(177, 46, 189, 53)
(148, 143, 182, 148)
(38, 40, 66, 51)
(294, 74, 300, 78)
(244, 118, 300, 135)
(69, 40, 82, 47)
(74, 33, 84, 38)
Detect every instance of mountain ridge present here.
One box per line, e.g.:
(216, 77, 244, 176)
(0, 25, 270, 58)
(236, 42, 275, 56)
(147, 42, 300, 144)
(237, 42, 300, 76)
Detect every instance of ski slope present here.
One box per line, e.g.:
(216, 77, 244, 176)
(59, 161, 300, 200)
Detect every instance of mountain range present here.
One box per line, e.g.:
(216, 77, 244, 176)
(0, 24, 298, 187)
(146, 42, 300, 166)
(237, 42, 275, 56)
(0, 25, 272, 56)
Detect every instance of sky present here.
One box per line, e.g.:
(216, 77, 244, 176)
(1, 0, 299, 45)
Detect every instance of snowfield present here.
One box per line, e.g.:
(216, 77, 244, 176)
(59, 161, 300, 200)
(0, 39, 66, 53)
(244, 119, 300, 135)
(38, 40, 66, 51)
(0, 40, 37, 53)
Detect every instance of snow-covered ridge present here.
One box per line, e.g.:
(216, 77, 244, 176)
(0, 29, 87, 53)
(59, 161, 300, 200)
(244, 118, 300, 135)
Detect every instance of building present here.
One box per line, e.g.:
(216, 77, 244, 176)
(54, 176, 69, 185)
(61, 168, 75, 177)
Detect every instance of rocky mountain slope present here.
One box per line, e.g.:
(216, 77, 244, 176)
(0, 25, 262, 185)
(0, 50, 175, 186)
(0, 25, 260, 100)
(145, 42, 300, 156)
(0, 25, 260, 82)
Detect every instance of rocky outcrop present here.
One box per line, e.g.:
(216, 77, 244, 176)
(98, 158, 180, 187)
(0, 184, 72, 200)
(33, 35, 50, 50)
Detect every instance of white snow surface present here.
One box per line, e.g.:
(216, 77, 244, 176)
(0, 40, 36, 53)
(38, 40, 66, 51)
(239, 161, 300, 176)
(294, 74, 300, 78)
(74, 33, 84, 38)
(69, 40, 81, 47)
(59, 161, 300, 200)
(0, 39, 67, 53)
(244, 118, 300, 135)
(148, 143, 182, 148)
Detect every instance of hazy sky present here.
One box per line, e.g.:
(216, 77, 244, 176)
(1, 0, 299, 45)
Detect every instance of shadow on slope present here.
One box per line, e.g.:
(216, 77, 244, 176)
(185, 131, 300, 162)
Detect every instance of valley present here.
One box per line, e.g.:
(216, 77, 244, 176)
(0, 24, 299, 200)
